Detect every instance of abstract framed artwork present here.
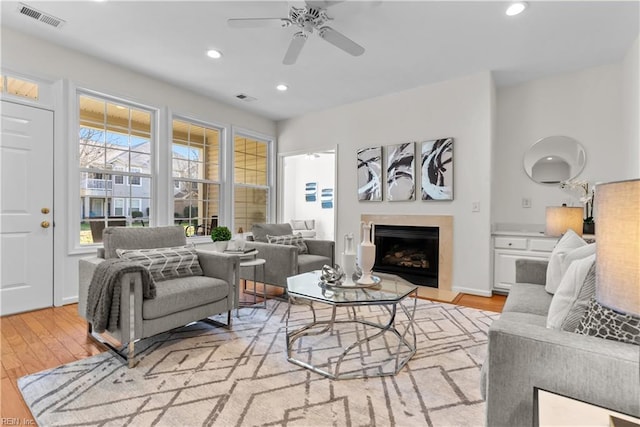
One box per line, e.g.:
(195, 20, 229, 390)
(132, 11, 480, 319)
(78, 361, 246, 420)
(386, 142, 415, 201)
(321, 188, 333, 209)
(421, 138, 454, 201)
(305, 182, 317, 202)
(357, 146, 382, 201)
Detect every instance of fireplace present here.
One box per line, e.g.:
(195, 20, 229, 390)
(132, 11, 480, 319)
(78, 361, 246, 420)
(373, 224, 439, 287)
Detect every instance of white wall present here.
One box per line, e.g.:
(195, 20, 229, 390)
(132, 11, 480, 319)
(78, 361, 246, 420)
(1, 28, 276, 305)
(278, 72, 495, 296)
(282, 153, 335, 240)
(622, 36, 640, 177)
(493, 63, 627, 226)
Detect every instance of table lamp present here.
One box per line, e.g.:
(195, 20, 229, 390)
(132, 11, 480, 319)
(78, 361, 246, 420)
(545, 206, 583, 237)
(596, 179, 640, 316)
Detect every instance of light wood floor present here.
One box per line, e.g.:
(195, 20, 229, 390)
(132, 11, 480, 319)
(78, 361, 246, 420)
(0, 288, 506, 424)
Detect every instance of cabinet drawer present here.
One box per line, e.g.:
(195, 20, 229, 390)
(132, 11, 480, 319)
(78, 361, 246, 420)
(530, 238, 558, 252)
(494, 237, 527, 250)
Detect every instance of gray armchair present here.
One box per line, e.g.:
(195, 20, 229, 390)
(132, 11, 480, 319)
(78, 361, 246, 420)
(243, 223, 334, 289)
(78, 226, 239, 367)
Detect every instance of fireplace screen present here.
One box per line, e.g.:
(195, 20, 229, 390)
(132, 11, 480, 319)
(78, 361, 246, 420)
(373, 225, 439, 287)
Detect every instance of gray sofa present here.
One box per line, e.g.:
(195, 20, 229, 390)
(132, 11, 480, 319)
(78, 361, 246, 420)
(483, 259, 640, 426)
(78, 226, 239, 367)
(243, 223, 334, 289)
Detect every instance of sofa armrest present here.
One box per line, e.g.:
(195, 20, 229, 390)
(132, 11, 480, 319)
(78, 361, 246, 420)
(79, 257, 145, 343)
(305, 239, 335, 264)
(78, 257, 104, 318)
(196, 250, 240, 309)
(485, 318, 640, 427)
(515, 259, 548, 286)
(243, 241, 297, 287)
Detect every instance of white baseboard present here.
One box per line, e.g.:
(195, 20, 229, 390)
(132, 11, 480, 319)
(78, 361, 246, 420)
(453, 286, 493, 297)
(61, 296, 79, 306)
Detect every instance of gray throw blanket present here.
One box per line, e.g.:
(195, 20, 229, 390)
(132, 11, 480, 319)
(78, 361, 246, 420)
(86, 258, 155, 333)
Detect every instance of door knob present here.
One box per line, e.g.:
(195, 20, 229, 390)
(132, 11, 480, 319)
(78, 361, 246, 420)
(41, 220, 50, 229)
(41, 207, 50, 214)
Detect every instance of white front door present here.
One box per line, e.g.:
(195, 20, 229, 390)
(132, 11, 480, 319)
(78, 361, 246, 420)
(0, 100, 54, 315)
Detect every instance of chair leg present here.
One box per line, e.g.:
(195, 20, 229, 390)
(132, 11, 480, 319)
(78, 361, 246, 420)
(128, 341, 135, 369)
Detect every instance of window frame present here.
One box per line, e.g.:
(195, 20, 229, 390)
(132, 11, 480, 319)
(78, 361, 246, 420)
(74, 88, 157, 249)
(128, 167, 142, 186)
(230, 127, 275, 233)
(171, 114, 225, 242)
(129, 198, 141, 215)
(113, 198, 125, 216)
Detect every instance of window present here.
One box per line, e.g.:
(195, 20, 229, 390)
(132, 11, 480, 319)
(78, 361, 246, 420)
(129, 167, 141, 186)
(78, 93, 153, 245)
(172, 118, 221, 236)
(234, 135, 269, 232)
(113, 198, 124, 216)
(129, 199, 141, 215)
(113, 166, 124, 185)
(0, 74, 39, 100)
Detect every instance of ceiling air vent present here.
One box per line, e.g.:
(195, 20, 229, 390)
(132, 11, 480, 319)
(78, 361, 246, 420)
(235, 93, 257, 102)
(18, 3, 65, 28)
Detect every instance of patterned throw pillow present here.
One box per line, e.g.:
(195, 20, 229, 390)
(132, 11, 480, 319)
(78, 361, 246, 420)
(561, 262, 596, 332)
(575, 298, 640, 345)
(266, 233, 309, 254)
(116, 245, 203, 282)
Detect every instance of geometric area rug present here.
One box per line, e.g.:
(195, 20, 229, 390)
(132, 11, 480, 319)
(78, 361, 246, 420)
(19, 299, 499, 427)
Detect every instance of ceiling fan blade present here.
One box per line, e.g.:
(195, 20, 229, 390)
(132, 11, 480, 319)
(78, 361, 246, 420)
(318, 26, 365, 56)
(283, 32, 308, 65)
(305, 1, 345, 8)
(227, 18, 291, 29)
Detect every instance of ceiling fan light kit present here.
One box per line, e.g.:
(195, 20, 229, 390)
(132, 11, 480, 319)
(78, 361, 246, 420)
(228, 1, 365, 65)
(206, 49, 222, 59)
(506, 2, 528, 16)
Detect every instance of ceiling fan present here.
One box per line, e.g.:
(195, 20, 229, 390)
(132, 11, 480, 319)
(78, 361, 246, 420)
(228, 1, 365, 65)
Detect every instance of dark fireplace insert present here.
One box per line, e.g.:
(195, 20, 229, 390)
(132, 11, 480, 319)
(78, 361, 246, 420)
(373, 224, 439, 288)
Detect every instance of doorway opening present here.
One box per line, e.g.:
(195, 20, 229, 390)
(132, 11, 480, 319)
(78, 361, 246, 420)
(280, 150, 336, 241)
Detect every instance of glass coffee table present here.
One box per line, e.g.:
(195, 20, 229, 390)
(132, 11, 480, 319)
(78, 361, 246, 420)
(286, 271, 418, 380)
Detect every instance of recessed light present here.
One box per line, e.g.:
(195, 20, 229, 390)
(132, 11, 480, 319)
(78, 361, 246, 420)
(546, 157, 553, 160)
(506, 1, 527, 16)
(276, 84, 288, 91)
(206, 49, 222, 59)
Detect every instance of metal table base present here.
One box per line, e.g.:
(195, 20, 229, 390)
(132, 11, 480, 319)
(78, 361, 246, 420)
(285, 289, 417, 380)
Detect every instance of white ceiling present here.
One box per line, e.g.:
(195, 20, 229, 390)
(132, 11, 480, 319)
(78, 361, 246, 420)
(1, 1, 638, 121)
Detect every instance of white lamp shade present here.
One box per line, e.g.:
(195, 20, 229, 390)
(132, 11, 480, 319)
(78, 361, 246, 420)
(545, 206, 583, 237)
(596, 179, 640, 316)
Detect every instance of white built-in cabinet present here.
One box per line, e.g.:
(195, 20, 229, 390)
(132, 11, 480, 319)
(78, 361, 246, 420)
(492, 232, 559, 292)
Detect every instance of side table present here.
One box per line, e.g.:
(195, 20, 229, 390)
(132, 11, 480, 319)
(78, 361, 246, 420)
(238, 255, 267, 310)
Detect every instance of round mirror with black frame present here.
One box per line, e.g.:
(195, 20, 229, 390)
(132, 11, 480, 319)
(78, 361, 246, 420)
(523, 135, 586, 184)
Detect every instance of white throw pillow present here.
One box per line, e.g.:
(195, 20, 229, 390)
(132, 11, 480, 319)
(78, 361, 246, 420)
(546, 254, 596, 330)
(545, 230, 587, 294)
(561, 243, 596, 273)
